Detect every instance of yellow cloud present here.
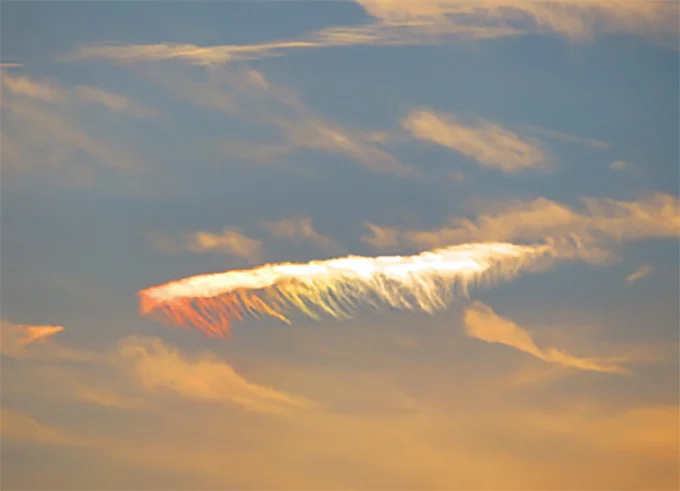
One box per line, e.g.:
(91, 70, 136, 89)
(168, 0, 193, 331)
(361, 223, 401, 250)
(67, 1, 676, 73)
(263, 217, 341, 251)
(378, 194, 680, 263)
(356, 0, 678, 47)
(1, 72, 64, 102)
(402, 108, 548, 172)
(186, 228, 263, 264)
(116, 336, 316, 414)
(464, 301, 627, 373)
(0, 409, 86, 447)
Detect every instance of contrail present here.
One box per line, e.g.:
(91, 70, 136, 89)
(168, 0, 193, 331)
(139, 242, 559, 338)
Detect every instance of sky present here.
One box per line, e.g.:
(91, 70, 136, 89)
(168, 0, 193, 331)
(1, 0, 679, 489)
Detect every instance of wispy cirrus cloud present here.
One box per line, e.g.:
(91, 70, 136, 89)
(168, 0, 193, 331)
(464, 301, 628, 374)
(186, 228, 263, 264)
(364, 193, 679, 261)
(67, 1, 677, 69)
(402, 108, 549, 173)
(0, 70, 152, 187)
(153, 227, 263, 264)
(263, 217, 342, 252)
(132, 64, 414, 176)
(625, 264, 654, 285)
(117, 336, 317, 414)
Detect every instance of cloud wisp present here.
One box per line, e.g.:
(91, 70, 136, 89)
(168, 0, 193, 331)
(116, 336, 317, 414)
(263, 217, 342, 253)
(364, 193, 679, 263)
(0, 70, 149, 187)
(464, 301, 628, 374)
(625, 264, 654, 285)
(402, 108, 549, 173)
(67, 1, 678, 68)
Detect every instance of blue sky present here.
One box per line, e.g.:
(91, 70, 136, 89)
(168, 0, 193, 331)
(1, 1, 679, 489)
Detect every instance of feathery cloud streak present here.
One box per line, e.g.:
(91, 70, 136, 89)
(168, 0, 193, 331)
(464, 301, 627, 373)
(68, 1, 677, 67)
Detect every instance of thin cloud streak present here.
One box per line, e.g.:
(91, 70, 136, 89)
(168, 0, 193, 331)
(263, 217, 342, 252)
(626, 264, 654, 285)
(464, 301, 628, 374)
(66, 1, 677, 68)
(402, 108, 549, 172)
(365, 193, 679, 263)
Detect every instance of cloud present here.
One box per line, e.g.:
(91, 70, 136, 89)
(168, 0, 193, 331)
(67, 1, 677, 70)
(186, 228, 263, 264)
(517, 124, 609, 149)
(1, 72, 65, 102)
(361, 223, 402, 250)
(116, 336, 316, 414)
(1, 71, 146, 187)
(1, 320, 64, 358)
(263, 217, 341, 251)
(373, 193, 679, 261)
(1, 71, 156, 118)
(464, 301, 627, 373)
(402, 108, 549, 172)
(72, 85, 158, 119)
(0, 410, 86, 447)
(74, 387, 151, 411)
(139, 64, 413, 176)
(356, 0, 679, 48)
(626, 264, 654, 285)
(611, 159, 630, 172)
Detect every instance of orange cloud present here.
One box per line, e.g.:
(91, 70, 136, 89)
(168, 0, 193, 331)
(116, 336, 316, 414)
(464, 301, 628, 373)
(186, 228, 263, 264)
(1, 321, 64, 358)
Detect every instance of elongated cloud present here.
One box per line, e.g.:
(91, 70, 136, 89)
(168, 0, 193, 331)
(117, 336, 315, 413)
(68, 1, 677, 68)
(187, 228, 263, 264)
(626, 265, 653, 285)
(139, 241, 565, 338)
(1, 321, 64, 358)
(264, 217, 341, 252)
(464, 302, 626, 373)
(402, 109, 548, 172)
(370, 193, 679, 260)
